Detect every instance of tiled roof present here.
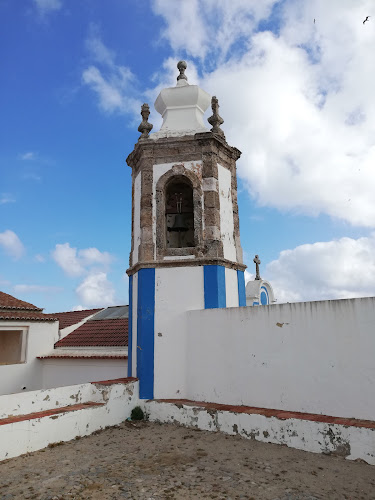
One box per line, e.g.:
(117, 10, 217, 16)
(38, 349, 128, 359)
(55, 318, 128, 347)
(0, 291, 42, 311)
(0, 310, 57, 322)
(52, 308, 103, 329)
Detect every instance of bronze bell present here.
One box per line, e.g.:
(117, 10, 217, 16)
(169, 213, 188, 232)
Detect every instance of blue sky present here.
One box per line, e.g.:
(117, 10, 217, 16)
(1, 0, 375, 312)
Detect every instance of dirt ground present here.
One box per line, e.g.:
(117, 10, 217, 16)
(0, 420, 374, 500)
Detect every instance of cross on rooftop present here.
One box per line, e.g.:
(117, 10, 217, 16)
(253, 254, 261, 280)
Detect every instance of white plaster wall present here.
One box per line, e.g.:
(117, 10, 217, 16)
(217, 164, 236, 262)
(0, 380, 139, 461)
(225, 268, 239, 307)
(154, 266, 205, 399)
(0, 321, 59, 396)
(152, 161, 203, 259)
(131, 272, 138, 377)
(132, 172, 141, 265)
(186, 297, 375, 421)
(41, 358, 127, 389)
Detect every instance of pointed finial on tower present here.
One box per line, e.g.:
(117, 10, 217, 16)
(208, 96, 225, 138)
(138, 103, 153, 140)
(177, 60, 188, 84)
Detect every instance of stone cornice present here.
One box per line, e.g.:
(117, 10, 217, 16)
(126, 132, 241, 170)
(126, 258, 247, 276)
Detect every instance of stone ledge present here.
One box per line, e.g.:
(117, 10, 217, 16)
(154, 399, 375, 429)
(0, 402, 104, 426)
(91, 377, 138, 386)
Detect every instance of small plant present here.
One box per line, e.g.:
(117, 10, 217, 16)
(131, 406, 144, 421)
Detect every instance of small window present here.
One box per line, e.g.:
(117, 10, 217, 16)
(0, 330, 27, 365)
(165, 178, 195, 248)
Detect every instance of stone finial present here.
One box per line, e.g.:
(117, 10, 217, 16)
(208, 96, 225, 138)
(177, 60, 188, 82)
(138, 103, 153, 139)
(253, 254, 261, 280)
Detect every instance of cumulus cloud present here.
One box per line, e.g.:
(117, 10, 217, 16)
(0, 230, 25, 260)
(151, 0, 375, 228)
(0, 193, 15, 205)
(82, 30, 140, 116)
(13, 284, 62, 294)
(34, 0, 62, 16)
(19, 152, 36, 160)
(52, 243, 113, 277)
(76, 272, 116, 307)
(265, 234, 375, 303)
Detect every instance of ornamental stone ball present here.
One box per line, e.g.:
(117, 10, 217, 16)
(177, 60, 188, 82)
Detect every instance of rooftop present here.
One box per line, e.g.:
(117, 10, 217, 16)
(0, 291, 42, 311)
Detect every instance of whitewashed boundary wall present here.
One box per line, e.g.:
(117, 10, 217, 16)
(146, 401, 375, 465)
(186, 297, 375, 421)
(41, 358, 128, 389)
(0, 379, 139, 461)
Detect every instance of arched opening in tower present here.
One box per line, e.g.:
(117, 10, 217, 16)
(165, 177, 195, 249)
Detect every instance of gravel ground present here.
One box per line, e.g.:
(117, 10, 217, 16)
(0, 420, 374, 499)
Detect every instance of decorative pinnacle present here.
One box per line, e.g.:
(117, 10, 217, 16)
(253, 254, 261, 280)
(138, 103, 153, 139)
(208, 96, 225, 138)
(177, 60, 188, 82)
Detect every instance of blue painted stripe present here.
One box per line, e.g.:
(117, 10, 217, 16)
(260, 285, 269, 305)
(237, 270, 246, 307)
(137, 268, 155, 399)
(127, 275, 133, 378)
(204, 265, 226, 309)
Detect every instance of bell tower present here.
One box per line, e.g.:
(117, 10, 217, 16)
(126, 62, 246, 399)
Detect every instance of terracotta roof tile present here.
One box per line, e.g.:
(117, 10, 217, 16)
(0, 291, 41, 311)
(51, 308, 103, 329)
(55, 318, 128, 347)
(0, 310, 57, 322)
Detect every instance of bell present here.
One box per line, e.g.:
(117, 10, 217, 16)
(169, 213, 188, 232)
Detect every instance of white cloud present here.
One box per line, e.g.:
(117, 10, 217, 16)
(266, 234, 375, 303)
(52, 243, 85, 277)
(82, 32, 140, 116)
(76, 272, 115, 307)
(13, 284, 62, 294)
(0, 230, 25, 260)
(0, 193, 15, 205)
(35, 254, 46, 262)
(19, 152, 35, 160)
(151, 0, 375, 228)
(52, 243, 113, 277)
(34, 0, 62, 16)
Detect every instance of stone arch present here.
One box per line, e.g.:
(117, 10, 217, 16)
(155, 164, 203, 259)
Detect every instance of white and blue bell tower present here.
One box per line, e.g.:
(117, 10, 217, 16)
(126, 62, 246, 399)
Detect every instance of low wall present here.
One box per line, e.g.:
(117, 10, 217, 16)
(0, 379, 139, 461)
(186, 297, 375, 421)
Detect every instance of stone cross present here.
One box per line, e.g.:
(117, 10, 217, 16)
(253, 254, 261, 280)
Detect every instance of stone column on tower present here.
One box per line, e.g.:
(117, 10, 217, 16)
(126, 62, 246, 399)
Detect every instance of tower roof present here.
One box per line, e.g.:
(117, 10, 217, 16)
(151, 61, 211, 139)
